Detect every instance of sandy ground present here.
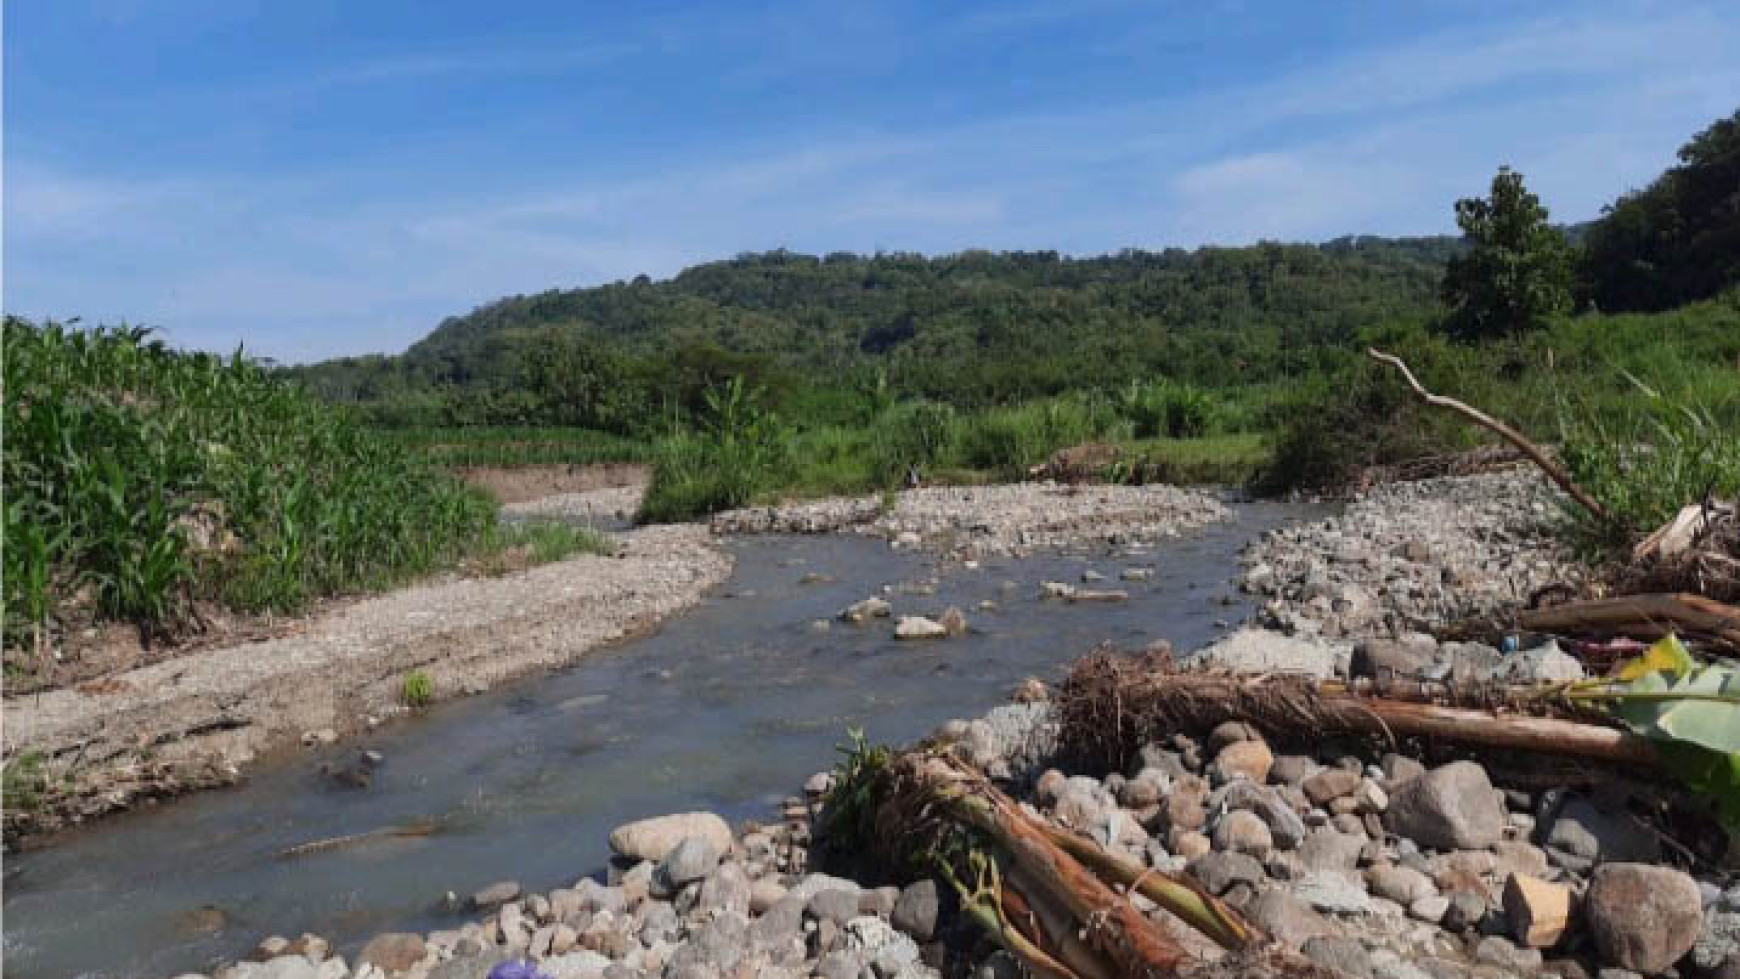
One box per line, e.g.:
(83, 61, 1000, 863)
(455, 463, 648, 505)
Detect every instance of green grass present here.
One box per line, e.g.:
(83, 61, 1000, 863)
(2, 752, 47, 812)
(376, 426, 653, 467)
(401, 669, 434, 708)
(1, 320, 598, 665)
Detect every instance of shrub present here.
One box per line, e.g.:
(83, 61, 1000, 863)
(401, 669, 434, 708)
(637, 377, 789, 522)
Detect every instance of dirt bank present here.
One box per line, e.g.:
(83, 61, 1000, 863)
(2, 522, 731, 848)
(455, 463, 648, 505)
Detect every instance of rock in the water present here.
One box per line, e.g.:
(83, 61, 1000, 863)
(841, 597, 892, 622)
(1585, 863, 1703, 974)
(608, 812, 732, 863)
(892, 880, 940, 941)
(1503, 873, 1571, 948)
(1383, 761, 1504, 850)
(357, 934, 425, 975)
(470, 881, 521, 910)
(939, 606, 968, 636)
(894, 616, 948, 640)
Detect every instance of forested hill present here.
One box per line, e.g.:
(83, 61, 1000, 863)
(291, 235, 1463, 418)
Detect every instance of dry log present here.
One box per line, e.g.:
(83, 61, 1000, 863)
(1058, 654, 1662, 775)
(1519, 593, 1740, 649)
(1366, 348, 1610, 522)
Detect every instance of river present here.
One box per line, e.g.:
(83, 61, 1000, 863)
(1, 500, 1319, 979)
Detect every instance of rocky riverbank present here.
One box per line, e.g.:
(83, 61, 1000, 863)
(85, 471, 1740, 978)
(713, 482, 1231, 559)
(2, 524, 732, 848)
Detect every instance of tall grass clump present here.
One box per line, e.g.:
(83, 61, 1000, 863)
(1118, 379, 1216, 439)
(1560, 394, 1740, 551)
(637, 377, 788, 523)
(2, 319, 498, 654)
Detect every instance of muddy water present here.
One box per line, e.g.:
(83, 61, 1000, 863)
(2, 501, 1320, 979)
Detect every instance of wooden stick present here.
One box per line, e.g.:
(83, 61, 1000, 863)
(1519, 592, 1740, 649)
(1366, 348, 1610, 523)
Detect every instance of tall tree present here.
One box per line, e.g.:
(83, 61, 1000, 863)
(1439, 167, 1572, 341)
(1582, 108, 1740, 311)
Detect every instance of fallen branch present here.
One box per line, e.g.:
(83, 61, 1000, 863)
(275, 821, 437, 859)
(1518, 593, 1740, 651)
(1057, 653, 1661, 777)
(1366, 348, 1609, 523)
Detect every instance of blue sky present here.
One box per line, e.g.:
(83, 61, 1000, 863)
(6, 0, 1737, 363)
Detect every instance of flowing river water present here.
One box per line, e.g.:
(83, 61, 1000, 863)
(2, 500, 1322, 979)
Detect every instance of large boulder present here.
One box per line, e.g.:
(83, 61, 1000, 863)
(1187, 629, 1345, 679)
(1585, 863, 1703, 974)
(608, 812, 732, 863)
(1383, 761, 1504, 850)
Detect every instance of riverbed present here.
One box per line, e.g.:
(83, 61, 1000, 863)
(1, 500, 1320, 979)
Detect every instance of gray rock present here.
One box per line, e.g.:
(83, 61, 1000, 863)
(1384, 761, 1505, 850)
(1585, 863, 1703, 974)
(808, 889, 862, 927)
(216, 959, 319, 979)
(1298, 829, 1364, 876)
(814, 951, 862, 979)
(1187, 851, 1265, 895)
(1485, 640, 1585, 684)
(697, 861, 750, 916)
(1694, 909, 1740, 971)
(427, 951, 512, 979)
(1295, 872, 1373, 916)
(1302, 936, 1375, 978)
(1442, 892, 1488, 933)
(1215, 781, 1307, 849)
(1187, 628, 1345, 679)
(357, 934, 425, 975)
(540, 950, 614, 979)
(1349, 639, 1439, 681)
(1367, 864, 1435, 905)
(664, 912, 749, 974)
(892, 880, 940, 941)
(1245, 888, 1336, 947)
(1474, 936, 1544, 973)
(894, 616, 948, 640)
(1541, 797, 1661, 865)
(655, 836, 721, 892)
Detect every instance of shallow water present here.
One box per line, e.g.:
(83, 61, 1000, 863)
(2, 501, 1321, 979)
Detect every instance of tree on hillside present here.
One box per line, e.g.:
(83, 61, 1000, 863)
(1439, 167, 1573, 341)
(1582, 108, 1740, 311)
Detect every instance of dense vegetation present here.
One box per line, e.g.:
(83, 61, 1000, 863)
(1, 321, 603, 674)
(292, 236, 1462, 430)
(1581, 109, 1740, 313)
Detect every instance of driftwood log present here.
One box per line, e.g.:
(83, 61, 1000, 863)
(1519, 593, 1740, 651)
(1055, 652, 1662, 777)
